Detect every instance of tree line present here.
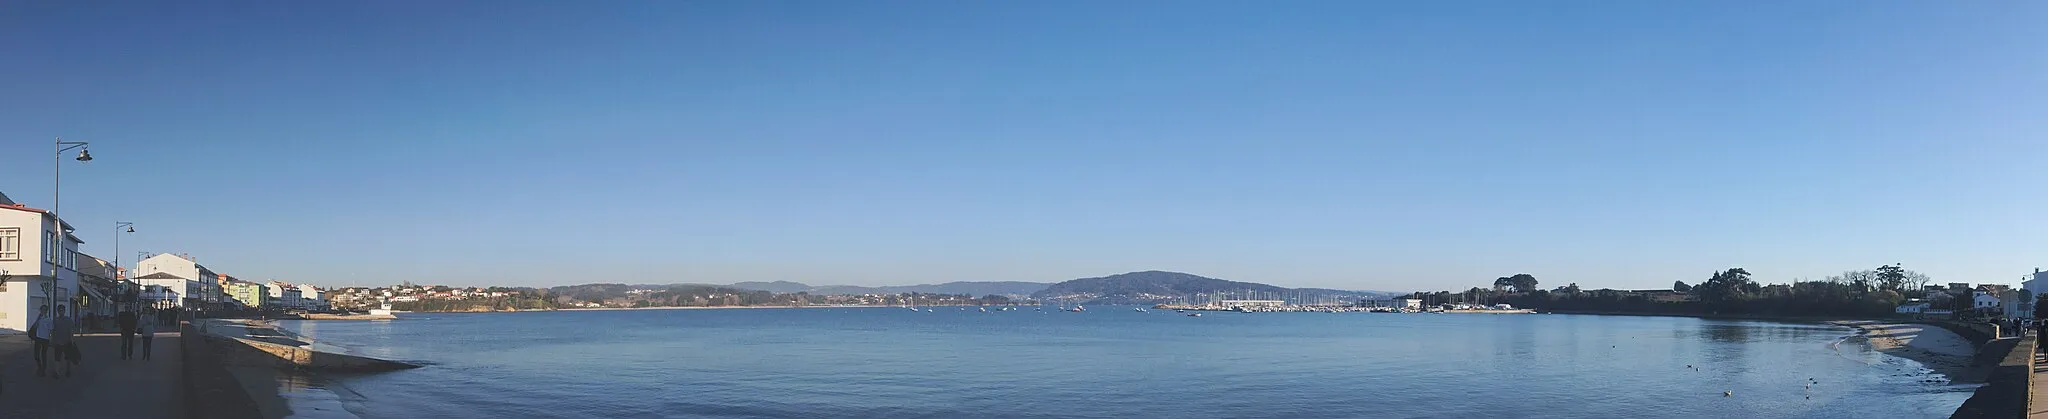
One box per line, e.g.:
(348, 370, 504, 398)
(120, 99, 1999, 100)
(1416, 265, 1966, 318)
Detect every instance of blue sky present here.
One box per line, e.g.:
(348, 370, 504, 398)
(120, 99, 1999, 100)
(2, 1, 2044, 291)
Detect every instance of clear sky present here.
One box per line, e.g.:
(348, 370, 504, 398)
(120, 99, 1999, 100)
(2, 1, 2044, 291)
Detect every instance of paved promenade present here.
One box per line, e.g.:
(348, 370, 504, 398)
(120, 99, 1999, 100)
(2033, 347, 2048, 418)
(0, 332, 184, 419)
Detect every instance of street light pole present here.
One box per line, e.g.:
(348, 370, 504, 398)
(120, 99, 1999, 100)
(50, 138, 91, 316)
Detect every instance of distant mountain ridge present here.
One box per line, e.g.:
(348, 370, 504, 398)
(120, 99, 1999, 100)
(1033, 270, 1396, 305)
(720, 281, 1052, 297)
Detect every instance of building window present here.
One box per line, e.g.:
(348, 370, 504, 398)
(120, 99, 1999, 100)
(0, 228, 18, 260)
(45, 231, 57, 263)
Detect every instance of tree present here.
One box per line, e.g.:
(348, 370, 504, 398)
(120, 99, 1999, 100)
(2035, 294, 2048, 320)
(1506, 274, 1539, 293)
(1875, 265, 1906, 291)
(1493, 277, 1512, 292)
(1695, 268, 1755, 307)
(1672, 281, 1691, 293)
(1562, 283, 1581, 294)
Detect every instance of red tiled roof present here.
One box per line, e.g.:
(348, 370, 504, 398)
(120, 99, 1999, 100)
(0, 204, 52, 214)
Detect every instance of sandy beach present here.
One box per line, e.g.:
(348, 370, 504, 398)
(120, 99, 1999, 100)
(1832, 320, 1984, 383)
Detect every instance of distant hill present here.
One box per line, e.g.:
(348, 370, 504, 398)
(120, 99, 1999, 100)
(722, 281, 1050, 297)
(726, 281, 813, 293)
(1032, 271, 1388, 305)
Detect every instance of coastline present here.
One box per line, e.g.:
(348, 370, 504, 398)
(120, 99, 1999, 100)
(401, 304, 1012, 314)
(1539, 309, 1883, 324)
(1830, 320, 1986, 384)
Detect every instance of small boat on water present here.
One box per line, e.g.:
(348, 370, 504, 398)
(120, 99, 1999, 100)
(1067, 305, 1086, 312)
(1134, 308, 1147, 313)
(979, 307, 988, 313)
(1186, 313, 1202, 317)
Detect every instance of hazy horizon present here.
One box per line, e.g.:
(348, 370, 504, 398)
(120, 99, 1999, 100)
(3, 2, 2044, 291)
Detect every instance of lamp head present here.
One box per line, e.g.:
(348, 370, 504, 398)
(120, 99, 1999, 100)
(126, 226, 135, 233)
(75, 148, 92, 162)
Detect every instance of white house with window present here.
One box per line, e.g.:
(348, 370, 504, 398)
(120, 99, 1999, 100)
(136, 253, 219, 307)
(1974, 291, 2002, 313)
(2002, 289, 2034, 319)
(0, 191, 84, 333)
(136, 272, 199, 308)
(268, 281, 303, 309)
(2025, 269, 2048, 301)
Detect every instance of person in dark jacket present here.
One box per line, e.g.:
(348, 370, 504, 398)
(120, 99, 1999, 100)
(117, 306, 139, 360)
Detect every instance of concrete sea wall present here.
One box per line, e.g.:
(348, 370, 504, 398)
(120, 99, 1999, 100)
(1947, 330, 2033, 419)
(182, 323, 267, 419)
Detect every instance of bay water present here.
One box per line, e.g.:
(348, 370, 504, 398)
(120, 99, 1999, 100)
(277, 307, 1973, 418)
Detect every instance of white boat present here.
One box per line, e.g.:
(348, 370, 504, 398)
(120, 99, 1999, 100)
(1187, 313, 1202, 317)
(1134, 308, 1147, 313)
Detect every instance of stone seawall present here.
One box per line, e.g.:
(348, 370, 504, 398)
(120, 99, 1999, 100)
(181, 323, 266, 419)
(1948, 330, 2032, 419)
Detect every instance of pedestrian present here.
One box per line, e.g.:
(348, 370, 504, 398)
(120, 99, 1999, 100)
(138, 310, 157, 361)
(51, 305, 76, 378)
(117, 306, 138, 360)
(27, 305, 50, 377)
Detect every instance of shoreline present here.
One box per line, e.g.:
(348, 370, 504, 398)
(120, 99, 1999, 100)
(392, 304, 1016, 314)
(1830, 320, 1987, 384)
(1538, 309, 1885, 324)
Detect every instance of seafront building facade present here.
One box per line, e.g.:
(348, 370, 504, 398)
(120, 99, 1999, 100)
(227, 280, 269, 309)
(137, 253, 224, 309)
(0, 191, 85, 333)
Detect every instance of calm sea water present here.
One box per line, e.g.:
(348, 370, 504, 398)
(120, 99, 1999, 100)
(277, 308, 1973, 419)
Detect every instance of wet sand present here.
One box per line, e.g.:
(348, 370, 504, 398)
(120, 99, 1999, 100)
(1833, 320, 1984, 383)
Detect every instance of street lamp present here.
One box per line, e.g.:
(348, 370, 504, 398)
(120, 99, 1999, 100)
(115, 222, 136, 308)
(49, 138, 91, 316)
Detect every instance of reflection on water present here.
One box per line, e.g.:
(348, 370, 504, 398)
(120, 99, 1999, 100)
(275, 369, 364, 419)
(279, 310, 1975, 419)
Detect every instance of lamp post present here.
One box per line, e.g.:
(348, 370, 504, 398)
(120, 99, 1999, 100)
(49, 138, 91, 316)
(115, 222, 136, 309)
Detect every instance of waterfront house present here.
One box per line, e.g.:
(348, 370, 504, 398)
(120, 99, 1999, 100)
(1973, 290, 2002, 314)
(268, 281, 303, 309)
(136, 272, 199, 308)
(2000, 289, 2034, 319)
(2025, 269, 2048, 297)
(302, 285, 330, 310)
(226, 280, 269, 309)
(0, 191, 87, 333)
(136, 253, 221, 308)
(1389, 298, 1422, 310)
(1895, 302, 1930, 315)
(75, 254, 119, 319)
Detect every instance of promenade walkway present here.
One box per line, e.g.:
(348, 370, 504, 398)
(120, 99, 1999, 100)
(0, 332, 184, 419)
(2033, 348, 2048, 418)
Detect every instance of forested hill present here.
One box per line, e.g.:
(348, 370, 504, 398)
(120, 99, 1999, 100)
(1031, 271, 1283, 304)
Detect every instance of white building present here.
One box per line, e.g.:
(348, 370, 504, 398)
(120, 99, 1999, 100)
(301, 286, 329, 310)
(268, 281, 303, 309)
(0, 193, 84, 333)
(1896, 302, 1929, 314)
(2025, 269, 2048, 300)
(2002, 289, 2035, 319)
(135, 272, 200, 308)
(1974, 291, 2002, 312)
(1389, 298, 1422, 310)
(136, 253, 220, 307)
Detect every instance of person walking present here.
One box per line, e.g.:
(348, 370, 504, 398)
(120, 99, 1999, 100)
(138, 311, 157, 361)
(51, 305, 76, 378)
(117, 306, 138, 360)
(27, 306, 51, 377)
